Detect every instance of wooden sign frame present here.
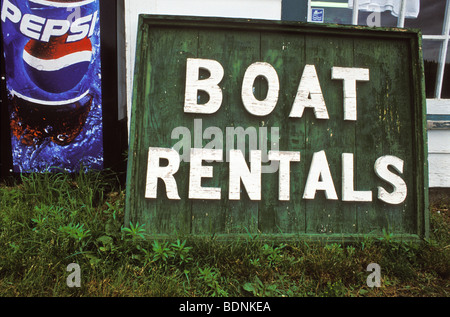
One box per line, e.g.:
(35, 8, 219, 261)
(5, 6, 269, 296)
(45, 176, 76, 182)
(125, 15, 428, 242)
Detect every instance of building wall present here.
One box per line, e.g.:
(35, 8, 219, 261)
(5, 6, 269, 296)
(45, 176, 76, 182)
(427, 99, 450, 188)
(123, 0, 282, 129)
(122, 0, 449, 188)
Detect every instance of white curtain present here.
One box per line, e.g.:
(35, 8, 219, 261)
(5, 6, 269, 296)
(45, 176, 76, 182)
(348, 0, 420, 18)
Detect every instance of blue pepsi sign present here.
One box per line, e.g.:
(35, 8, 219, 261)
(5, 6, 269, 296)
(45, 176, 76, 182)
(1, 0, 103, 173)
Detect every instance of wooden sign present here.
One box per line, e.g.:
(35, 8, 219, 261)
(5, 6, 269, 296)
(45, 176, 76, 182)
(125, 15, 428, 241)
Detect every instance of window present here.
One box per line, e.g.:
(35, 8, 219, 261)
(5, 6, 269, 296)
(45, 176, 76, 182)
(305, 0, 450, 187)
(307, 0, 450, 100)
(308, 0, 418, 27)
(308, 0, 353, 24)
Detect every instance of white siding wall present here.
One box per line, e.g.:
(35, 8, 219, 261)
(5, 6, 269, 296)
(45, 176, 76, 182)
(123, 0, 282, 129)
(427, 99, 450, 188)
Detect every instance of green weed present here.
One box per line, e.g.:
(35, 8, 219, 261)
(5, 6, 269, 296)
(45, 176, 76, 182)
(121, 222, 146, 241)
(0, 171, 448, 297)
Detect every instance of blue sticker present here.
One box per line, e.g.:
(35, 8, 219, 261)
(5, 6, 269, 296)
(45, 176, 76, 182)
(311, 8, 324, 23)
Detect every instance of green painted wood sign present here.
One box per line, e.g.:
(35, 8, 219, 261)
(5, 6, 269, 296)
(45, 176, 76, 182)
(125, 15, 429, 241)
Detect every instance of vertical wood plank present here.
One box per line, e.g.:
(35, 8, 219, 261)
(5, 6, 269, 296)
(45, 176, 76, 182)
(259, 31, 306, 234)
(354, 37, 415, 235)
(128, 25, 199, 235)
(352, 37, 385, 235)
(189, 29, 261, 235)
(303, 34, 357, 235)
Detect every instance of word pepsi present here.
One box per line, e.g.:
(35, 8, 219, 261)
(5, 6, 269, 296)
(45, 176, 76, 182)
(1, 0, 98, 43)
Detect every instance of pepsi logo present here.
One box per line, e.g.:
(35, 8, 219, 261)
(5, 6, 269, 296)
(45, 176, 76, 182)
(3, 0, 98, 43)
(23, 34, 92, 93)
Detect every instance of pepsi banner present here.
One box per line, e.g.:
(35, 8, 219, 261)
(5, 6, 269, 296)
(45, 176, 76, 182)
(1, 0, 103, 173)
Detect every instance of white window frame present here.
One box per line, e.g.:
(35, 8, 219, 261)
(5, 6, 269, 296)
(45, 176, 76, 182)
(306, 0, 450, 188)
(307, 0, 450, 101)
(308, 0, 408, 27)
(422, 0, 450, 100)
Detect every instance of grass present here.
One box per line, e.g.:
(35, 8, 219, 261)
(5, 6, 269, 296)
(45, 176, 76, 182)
(0, 171, 448, 297)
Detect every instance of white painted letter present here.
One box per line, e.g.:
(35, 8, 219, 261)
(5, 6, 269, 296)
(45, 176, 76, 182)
(289, 64, 329, 119)
(145, 147, 181, 200)
(229, 150, 262, 200)
(189, 148, 222, 200)
(1, 0, 21, 24)
(303, 150, 338, 200)
(374, 155, 407, 204)
(268, 151, 300, 201)
(41, 18, 70, 42)
(67, 14, 93, 42)
(241, 62, 279, 116)
(20, 14, 45, 41)
(342, 153, 372, 202)
(184, 58, 224, 114)
(331, 67, 369, 121)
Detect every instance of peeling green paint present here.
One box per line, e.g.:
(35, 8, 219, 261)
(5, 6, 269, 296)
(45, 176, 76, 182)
(125, 16, 428, 242)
